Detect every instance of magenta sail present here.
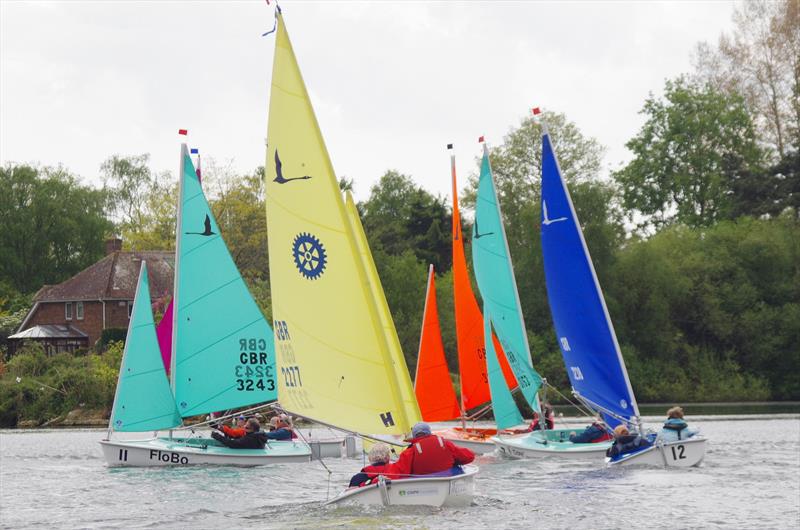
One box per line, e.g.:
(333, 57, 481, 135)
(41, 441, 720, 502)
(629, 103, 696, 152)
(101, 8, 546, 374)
(156, 300, 173, 374)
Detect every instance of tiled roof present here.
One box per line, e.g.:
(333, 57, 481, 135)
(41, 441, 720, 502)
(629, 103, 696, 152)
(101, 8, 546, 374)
(33, 251, 174, 302)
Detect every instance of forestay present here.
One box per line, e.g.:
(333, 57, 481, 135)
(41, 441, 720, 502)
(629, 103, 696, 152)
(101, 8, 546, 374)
(472, 145, 542, 413)
(265, 13, 417, 436)
(540, 130, 639, 426)
(172, 146, 277, 417)
(109, 262, 181, 432)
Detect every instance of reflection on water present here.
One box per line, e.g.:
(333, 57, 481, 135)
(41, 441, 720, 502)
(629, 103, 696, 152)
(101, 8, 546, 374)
(1, 416, 798, 529)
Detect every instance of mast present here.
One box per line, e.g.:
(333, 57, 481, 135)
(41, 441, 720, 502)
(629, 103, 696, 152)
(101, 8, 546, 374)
(169, 143, 188, 394)
(449, 144, 468, 431)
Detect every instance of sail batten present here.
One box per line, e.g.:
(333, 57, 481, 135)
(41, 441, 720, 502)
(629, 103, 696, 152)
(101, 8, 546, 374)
(541, 131, 639, 426)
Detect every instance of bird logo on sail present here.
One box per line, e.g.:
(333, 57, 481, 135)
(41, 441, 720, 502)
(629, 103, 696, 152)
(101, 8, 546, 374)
(185, 214, 216, 236)
(542, 201, 568, 226)
(292, 233, 327, 280)
(273, 150, 312, 184)
(473, 218, 494, 239)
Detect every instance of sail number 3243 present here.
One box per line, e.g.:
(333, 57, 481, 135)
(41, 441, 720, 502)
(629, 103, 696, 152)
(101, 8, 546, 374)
(235, 338, 275, 392)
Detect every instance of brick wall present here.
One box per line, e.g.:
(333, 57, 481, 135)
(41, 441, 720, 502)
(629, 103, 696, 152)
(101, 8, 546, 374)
(28, 300, 132, 347)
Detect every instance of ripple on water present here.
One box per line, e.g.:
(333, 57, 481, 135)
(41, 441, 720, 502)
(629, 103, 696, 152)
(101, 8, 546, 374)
(0, 420, 799, 529)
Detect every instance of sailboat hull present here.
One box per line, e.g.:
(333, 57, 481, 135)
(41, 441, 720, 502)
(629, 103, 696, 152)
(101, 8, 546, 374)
(434, 427, 498, 454)
(606, 436, 707, 468)
(325, 465, 479, 507)
(100, 436, 312, 467)
(493, 429, 612, 459)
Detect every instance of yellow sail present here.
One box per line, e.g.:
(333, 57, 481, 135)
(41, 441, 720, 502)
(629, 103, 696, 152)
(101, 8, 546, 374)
(265, 13, 415, 436)
(345, 192, 421, 428)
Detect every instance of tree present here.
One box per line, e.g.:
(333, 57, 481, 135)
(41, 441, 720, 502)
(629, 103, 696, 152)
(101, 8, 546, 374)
(361, 171, 451, 272)
(614, 77, 764, 230)
(0, 164, 112, 293)
(101, 154, 176, 250)
(694, 0, 800, 159)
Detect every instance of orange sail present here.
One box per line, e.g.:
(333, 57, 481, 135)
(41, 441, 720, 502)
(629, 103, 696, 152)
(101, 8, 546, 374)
(451, 150, 518, 411)
(414, 265, 461, 421)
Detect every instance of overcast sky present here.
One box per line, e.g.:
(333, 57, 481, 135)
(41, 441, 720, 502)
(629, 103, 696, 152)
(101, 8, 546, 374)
(1, 0, 738, 202)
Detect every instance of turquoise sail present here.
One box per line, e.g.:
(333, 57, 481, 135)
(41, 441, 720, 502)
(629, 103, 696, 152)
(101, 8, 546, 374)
(172, 145, 277, 417)
(110, 262, 181, 432)
(472, 144, 542, 413)
(484, 304, 524, 429)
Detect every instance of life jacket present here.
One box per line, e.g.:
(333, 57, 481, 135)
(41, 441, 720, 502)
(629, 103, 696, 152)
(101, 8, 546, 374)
(662, 419, 689, 440)
(362, 461, 397, 482)
(221, 425, 246, 438)
(406, 435, 457, 475)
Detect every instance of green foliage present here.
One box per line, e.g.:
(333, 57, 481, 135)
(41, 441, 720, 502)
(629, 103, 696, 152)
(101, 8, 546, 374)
(0, 164, 112, 293)
(102, 154, 177, 251)
(0, 341, 123, 427)
(607, 216, 799, 399)
(98, 328, 127, 351)
(614, 77, 764, 230)
(361, 171, 452, 273)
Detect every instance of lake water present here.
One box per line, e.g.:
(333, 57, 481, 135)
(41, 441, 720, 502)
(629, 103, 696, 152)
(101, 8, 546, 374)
(1, 415, 799, 529)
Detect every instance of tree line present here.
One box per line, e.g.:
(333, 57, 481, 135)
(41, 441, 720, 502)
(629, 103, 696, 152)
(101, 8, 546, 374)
(0, 1, 797, 425)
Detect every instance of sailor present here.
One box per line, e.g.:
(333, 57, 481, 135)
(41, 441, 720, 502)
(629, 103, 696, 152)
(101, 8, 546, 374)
(605, 424, 650, 458)
(568, 415, 613, 443)
(212, 415, 247, 439)
(211, 418, 268, 449)
(658, 406, 699, 442)
(348, 443, 397, 487)
(264, 415, 294, 441)
(528, 403, 555, 431)
(393, 422, 475, 477)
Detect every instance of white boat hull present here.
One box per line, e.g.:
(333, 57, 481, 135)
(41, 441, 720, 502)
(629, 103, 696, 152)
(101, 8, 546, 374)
(607, 437, 707, 468)
(100, 436, 312, 467)
(325, 465, 479, 507)
(493, 429, 611, 459)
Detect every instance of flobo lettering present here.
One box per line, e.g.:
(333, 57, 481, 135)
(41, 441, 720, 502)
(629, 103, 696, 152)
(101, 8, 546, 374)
(149, 449, 189, 464)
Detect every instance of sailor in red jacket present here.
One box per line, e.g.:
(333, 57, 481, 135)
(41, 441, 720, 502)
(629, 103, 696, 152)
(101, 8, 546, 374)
(393, 422, 475, 477)
(213, 415, 247, 439)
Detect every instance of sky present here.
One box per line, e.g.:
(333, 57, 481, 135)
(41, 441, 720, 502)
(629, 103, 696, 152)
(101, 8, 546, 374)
(1, 0, 738, 203)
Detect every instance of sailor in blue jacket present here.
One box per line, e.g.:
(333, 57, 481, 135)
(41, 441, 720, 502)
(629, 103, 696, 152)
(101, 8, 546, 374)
(658, 406, 699, 442)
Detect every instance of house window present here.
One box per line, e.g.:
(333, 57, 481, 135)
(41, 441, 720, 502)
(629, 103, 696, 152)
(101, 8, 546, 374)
(128, 301, 134, 318)
(65, 302, 73, 320)
(76, 301, 84, 320)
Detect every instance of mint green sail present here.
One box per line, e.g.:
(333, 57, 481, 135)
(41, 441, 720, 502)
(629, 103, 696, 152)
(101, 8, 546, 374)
(472, 144, 542, 414)
(484, 303, 524, 429)
(109, 262, 181, 432)
(172, 145, 277, 417)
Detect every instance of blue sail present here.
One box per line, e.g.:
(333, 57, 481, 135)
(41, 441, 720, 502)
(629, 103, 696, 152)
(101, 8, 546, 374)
(483, 303, 524, 429)
(172, 145, 277, 417)
(472, 145, 542, 413)
(110, 262, 181, 432)
(540, 131, 639, 426)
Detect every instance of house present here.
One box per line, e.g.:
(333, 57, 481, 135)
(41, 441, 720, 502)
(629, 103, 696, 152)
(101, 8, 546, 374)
(9, 239, 174, 355)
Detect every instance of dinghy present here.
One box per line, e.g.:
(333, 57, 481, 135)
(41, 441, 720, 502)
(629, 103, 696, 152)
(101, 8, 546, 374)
(499, 112, 706, 466)
(100, 148, 312, 467)
(263, 9, 477, 506)
(413, 149, 521, 454)
(325, 465, 479, 508)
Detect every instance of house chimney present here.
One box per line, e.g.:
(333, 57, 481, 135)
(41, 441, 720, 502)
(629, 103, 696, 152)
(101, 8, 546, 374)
(105, 238, 123, 255)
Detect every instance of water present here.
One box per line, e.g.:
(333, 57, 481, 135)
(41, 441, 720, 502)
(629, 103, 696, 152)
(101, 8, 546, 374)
(1, 416, 799, 529)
